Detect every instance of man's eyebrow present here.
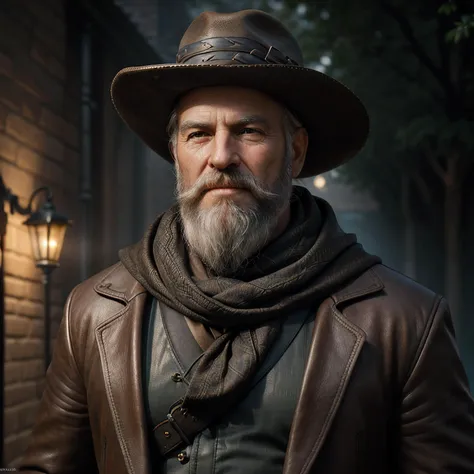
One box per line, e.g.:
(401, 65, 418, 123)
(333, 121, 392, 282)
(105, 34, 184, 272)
(178, 115, 270, 133)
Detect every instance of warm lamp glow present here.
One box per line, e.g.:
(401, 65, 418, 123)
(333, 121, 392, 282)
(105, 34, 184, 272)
(313, 175, 327, 189)
(41, 239, 58, 249)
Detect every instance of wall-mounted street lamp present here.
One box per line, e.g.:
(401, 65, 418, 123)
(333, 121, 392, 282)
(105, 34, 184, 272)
(0, 174, 71, 372)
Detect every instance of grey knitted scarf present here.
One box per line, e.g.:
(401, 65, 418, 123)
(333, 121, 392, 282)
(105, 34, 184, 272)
(119, 186, 381, 417)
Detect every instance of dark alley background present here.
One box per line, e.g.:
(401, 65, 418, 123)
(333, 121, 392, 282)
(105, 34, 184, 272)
(0, 0, 473, 467)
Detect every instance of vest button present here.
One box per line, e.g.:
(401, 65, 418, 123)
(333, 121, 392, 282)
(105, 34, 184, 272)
(177, 452, 189, 464)
(171, 373, 182, 382)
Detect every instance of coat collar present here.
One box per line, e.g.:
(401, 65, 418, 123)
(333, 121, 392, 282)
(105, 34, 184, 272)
(94, 262, 146, 303)
(283, 267, 384, 474)
(94, 263, 384, 474)
(94, 263, 150, 474)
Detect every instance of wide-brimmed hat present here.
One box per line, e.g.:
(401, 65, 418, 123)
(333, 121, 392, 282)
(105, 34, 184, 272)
(111, 9, 369, 178)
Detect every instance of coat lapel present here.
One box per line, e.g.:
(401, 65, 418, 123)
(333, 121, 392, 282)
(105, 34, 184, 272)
(94, 266, 150, 474)
(283, 268, 384, 474)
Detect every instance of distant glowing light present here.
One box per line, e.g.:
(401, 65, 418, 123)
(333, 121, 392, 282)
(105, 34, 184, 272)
(320, 9, 330, 20)
(320, 55, 332, 67)
(297, 4, 307, 16)
(313, 176, 326, 189)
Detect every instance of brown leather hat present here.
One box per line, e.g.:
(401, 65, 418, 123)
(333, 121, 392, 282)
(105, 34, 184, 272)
(111, 9, 369, 178)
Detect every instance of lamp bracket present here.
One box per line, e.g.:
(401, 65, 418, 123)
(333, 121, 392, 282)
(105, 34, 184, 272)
(0, 175, 53, 217)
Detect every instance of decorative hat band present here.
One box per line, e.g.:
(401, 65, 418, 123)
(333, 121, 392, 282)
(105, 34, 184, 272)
(176, 36, 300, 66)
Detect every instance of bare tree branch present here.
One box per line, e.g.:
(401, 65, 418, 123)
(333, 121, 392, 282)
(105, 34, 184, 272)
(380, 2, 455, 97)
(424, 146, 449, 185)
(411, 171, 432, 204)
(380, 57, 444, 102)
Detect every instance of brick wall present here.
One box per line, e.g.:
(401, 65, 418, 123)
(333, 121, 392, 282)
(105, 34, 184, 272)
(0, 0, 81, 466)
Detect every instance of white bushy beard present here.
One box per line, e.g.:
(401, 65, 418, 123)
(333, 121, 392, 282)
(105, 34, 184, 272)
(176, 155, 293, 276)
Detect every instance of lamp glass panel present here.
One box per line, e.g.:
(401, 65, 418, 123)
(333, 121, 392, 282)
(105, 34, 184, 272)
(46, 223, 67, 263)
(28, 223, 67, 264)
(28, 225, 46, 262)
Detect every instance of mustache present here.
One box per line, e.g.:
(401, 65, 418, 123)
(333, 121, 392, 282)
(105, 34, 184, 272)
(177, 169, 279, 203)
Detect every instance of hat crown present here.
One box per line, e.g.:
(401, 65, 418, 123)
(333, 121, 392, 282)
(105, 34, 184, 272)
(178, 10, 304, 66)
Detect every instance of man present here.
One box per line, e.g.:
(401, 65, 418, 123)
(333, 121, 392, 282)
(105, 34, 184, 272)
(19, 9, 474, 474)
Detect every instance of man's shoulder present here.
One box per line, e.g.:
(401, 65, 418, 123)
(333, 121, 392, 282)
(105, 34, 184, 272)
(341, 263, 446, 356)
(66, 261, 145, 323)
(372, 263, 440, 310)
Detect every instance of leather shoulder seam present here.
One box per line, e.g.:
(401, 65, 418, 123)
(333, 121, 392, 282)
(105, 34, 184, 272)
(401, 294, 444, 389)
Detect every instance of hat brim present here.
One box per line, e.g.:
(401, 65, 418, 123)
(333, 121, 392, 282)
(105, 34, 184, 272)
(110, 63, 369, 178)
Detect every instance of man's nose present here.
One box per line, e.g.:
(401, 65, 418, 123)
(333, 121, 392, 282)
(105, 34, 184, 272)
(208, 131, 241, 170)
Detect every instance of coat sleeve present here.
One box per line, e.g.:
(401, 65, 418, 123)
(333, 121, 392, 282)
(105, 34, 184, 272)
(401, 297, 474, 473)
(17, 286, 98, 474)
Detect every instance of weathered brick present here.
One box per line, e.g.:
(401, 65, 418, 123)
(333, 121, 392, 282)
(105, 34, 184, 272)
(64, 122, 79, 149)
(0, 75, 27, 112)
(30, 44, 48, 70)
(63, 146, 80, 172)
(39, 108, 78, 150)
(5, 339, 44, 362)
(17, 146, 64, 185)
(43, 134, 65, 162)
(0, 131, 19, 164)
(0, 75, 44, 121)
(0, 159, 36, 201)
(48, 55, 66, 81)
(4, 406, 20, 438)
(4, 430, 31, 467)
(5, 296, 19, 315)
(13, 56, 64, 110)
(1, 0, 35, 29)
(17, 299, 43, 318)
(62, 93, 80, 126)
(4, 400, 39, 438)
(23, 358, 45, 381)
(40, 107, 65, 136)
(0, 12, 30, 59)
(15, 146, 41, 174)
(5, 359, 44, 384)
(21, 94, 42, 123)
(6, 114, 46, 153)
(6, 115, 63, 162)
(0, 101, 10, 129)
(34, 24, 65, 61)
(4, 277, 26, 300)
(5, 315, 32, 338)
(31, 42, 66, 82)
(4, 252, 37, 279)
(4, 225, 32, 256)
(5, 381, 38, 406)
(18, 400, 40, 431)
(25, 1, 65, 38)
(0, 51, 13, 76)
(4, 276, 43, 301)
(5, 361, 23, 385)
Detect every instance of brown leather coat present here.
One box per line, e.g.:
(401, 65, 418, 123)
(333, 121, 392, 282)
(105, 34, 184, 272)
(18, 262, 474, 473)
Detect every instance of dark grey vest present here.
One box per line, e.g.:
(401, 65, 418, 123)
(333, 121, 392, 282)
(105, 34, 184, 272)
(143, 298, 314, 473)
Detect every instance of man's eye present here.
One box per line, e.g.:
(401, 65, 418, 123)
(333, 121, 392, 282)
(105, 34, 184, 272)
(188, 131, 207, 140)
(240, 128, 260, 135)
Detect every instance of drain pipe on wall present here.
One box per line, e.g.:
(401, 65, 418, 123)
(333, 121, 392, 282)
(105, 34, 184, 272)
(79, 21, 93, 281)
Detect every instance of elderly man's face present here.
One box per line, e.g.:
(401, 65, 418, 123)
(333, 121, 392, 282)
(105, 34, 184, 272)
(173, 86, 307, 275)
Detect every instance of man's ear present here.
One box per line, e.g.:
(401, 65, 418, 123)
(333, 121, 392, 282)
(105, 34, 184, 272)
(291, 127, 308, 178)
